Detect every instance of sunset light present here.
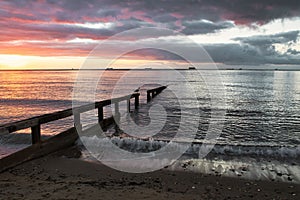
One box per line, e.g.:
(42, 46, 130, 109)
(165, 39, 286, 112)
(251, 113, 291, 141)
(0, 55, 31, 68)
(0, 1, 299, 69)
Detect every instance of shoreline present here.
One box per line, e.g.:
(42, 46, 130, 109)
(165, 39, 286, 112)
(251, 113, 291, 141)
(0, 147, 299, 199)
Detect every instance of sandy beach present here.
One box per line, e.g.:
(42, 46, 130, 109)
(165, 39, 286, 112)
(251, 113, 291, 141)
(0, 147, 299, 200)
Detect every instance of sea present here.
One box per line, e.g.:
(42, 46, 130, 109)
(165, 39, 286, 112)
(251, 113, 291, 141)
(0, 70, 300, 183)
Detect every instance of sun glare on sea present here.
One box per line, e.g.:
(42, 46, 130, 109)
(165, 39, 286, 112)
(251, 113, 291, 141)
(0, 55, 30, 68)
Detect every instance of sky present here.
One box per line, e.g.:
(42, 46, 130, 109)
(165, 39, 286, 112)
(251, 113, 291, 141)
(0, 0, 300, 69)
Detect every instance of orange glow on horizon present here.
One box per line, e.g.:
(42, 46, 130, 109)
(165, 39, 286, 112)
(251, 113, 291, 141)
(0, 55, 31, 68)
(0, 54, 168, 70)
(0, 54, 86, 70)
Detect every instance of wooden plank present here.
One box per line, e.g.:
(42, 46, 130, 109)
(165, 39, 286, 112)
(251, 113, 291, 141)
(0, 90, 166, 172)
(39, 109, 73, 124)
(0, 114, 117, 173)
(83, 116, 115, 133)
(147, 86, 167, 93)
(146, 86, 167, 102)
(83, 116, 114, 136)
(0, 93, 140, 135)
(0, 127, 78, 173)
(73, 93, 139, 113)
(0, 118, 39, 135)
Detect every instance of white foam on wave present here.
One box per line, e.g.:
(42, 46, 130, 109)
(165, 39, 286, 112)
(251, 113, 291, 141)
(78, 136, 300, 160)
(78, 136, 300, 182)
(79, 136, 183, 153)
(206, 144, 300, 159)
(171, 158, 300, 184)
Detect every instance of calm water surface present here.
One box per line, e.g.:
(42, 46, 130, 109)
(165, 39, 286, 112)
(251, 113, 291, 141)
(1, 70, 299, 143)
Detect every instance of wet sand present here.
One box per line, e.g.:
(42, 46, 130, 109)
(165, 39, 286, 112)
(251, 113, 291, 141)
(0, 147, 299, 200)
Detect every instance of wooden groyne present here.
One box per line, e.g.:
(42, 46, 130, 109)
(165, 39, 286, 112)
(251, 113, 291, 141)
(0, 86, 167, 172)
(147, 85, 167, 102)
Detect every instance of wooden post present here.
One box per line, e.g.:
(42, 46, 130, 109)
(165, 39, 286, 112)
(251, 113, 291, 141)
(135, 94, 139, 109)
(115, 102, 119, 115)
(98, 107, 103, 123)
(114, 102, 121, 136)
(114, 102, 120, 128)
(31, 124, 41, 144)
(127, 99, 131, 112)
(74, 112, 82, 131)
(147, 91, 151, 103)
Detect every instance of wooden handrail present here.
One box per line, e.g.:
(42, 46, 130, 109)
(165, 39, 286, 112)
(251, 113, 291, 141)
(147, 85, 167, 93)
(0, 92, 140, 139)
(147, 85, 167, 102)
(0, 87, 170, 171)
(0, 85, 167, 145)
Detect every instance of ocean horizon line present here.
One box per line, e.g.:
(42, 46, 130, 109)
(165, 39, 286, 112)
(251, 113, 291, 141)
(1, 68, 300, 71)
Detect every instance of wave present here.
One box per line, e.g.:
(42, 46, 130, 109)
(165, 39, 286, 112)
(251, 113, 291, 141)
(1, 129, 299, 167)
(78, 136, 300, 160)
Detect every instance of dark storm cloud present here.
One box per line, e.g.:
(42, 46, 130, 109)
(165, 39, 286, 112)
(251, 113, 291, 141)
(208, 30, 300, 65)
(65, 0, 300, 24)
(2, 0, 300, 36)
(91, 38, 266, 64)
(0, 21, 113, 41)
(229, 31, 300, 63)
(234, 31, 300, 46)
(182, 20, 235, 35)
(0, 17, 158, 42)
(203, 31, 300, 65)
(1, 0, 300, 65)
(287, 48, 300, 55)
(152, 14, 178, 23)
(1, 0, 300, 43)
(203, 43, 264, 64)
(121, 36, 300, 65)
(198, 43, 300, 65)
